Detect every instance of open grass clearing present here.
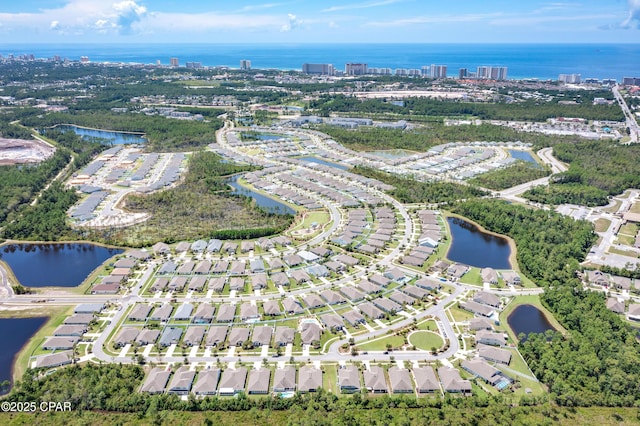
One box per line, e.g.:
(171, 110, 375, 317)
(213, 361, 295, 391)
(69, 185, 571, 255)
(408, 331, 444, 351)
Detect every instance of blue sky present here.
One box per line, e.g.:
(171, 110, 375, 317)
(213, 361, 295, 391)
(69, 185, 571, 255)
(0, 0, 638, 43)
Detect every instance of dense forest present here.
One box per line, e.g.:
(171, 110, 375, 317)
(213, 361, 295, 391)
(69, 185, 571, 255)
(310, 94, 624, 122)
(452, 200, 640, 407)
(110, 151, 293, 246)
(523, 141, 640, 205)
(352, 166, 487, 204)
(469, 162, 550, 191)
(318, 123, 590, 153)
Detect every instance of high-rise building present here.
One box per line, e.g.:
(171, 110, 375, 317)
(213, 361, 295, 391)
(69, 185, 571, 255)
(623, 77, 640, 86)
(459, 68, 468, 79)
(80, 56, 89, 63)
(240, 59, 251, 70)
(476, 66, 508, 80)
(345, 63, 368, 75)
(302, 63, 335, 75)
(170, 57, 179, 67)
(429, 64, 447, 79)
(186, 62, 202, 69)
(421, 66, 430, 76)
(558, 73, 581, 84)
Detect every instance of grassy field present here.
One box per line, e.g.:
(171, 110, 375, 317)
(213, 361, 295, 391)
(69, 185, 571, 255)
(358, 334, 406, 351)
(594, 218, 612, 233)
(630, 202, 640, 214)
(608, 247, 639, 258)
(408, 331, 444, 351)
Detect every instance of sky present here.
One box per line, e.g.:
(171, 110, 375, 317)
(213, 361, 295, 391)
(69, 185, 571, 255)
(0, 0, 638, 44)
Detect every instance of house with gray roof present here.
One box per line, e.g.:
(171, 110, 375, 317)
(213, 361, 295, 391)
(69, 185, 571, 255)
(206, 239, 223, 253)
(54, 325, 87, 337)
(141, 368, 171, 394)
(274, 327, 295, 346)
(193, 304, 215, 323)
(150, 304, 173, 322)
(284, 254, 304, 267)
(300, 323, 322, 345)
(229, 277, 245, 292)
(307, 264, 330, 277)
(250, 258, 265, 273)
(212, 261, 229, 274)
(194, 260, 212, 275)
(152, 242, 170, 255)
(268, 258, 285, 270)
(469, 317, 494, 331)
(364, 366, 387, 393)
(205, 327, 228, 347)
(216, 304, 236, 323)
(413, 366, 439, 394)
(384, 267, 409, 283)
(290, 269, 311, 284)
(208, 277, 226, 293)
(339, 286, 365, 302)
(43, 337, 78, 350)
(476, 330, 506, 347)
(415, 277, 440, 291)
(338, 365, 360, 393)
(390, 291, 416, 306)
(478, 344, 512, 365)
(607, 297, 625, 314)
(611, 275, 633, 290)
(401, 285, 429, 300)
(251, 273, 268, 290)
(136, 329, 160, 346)
(222, 241, 238, 254)
(324, 261, 345, 272)
(271, 272, 290, 287)
(501, 270, 521, 286)
(240, 303, 260, 321)
(113, 328, 139, 348)
(247, 369, 271, 394)
(321, 313, 345, 332)
(230, 261, 246, 275)
(64, 314, 94, 325)
(228, 328, 251, 347)
(335, 254, 359, 267)
(218, 368, 247, 395)
(240, 241, 254, 253)
(462, 359, 512, 390)
(159, 327, 183, 347)
(177, 261, 195, 274)
(188, 276, 207, 292)
(282, 297, 304, 314)
(320, 289, 346, 305)
(310, 246, 331, 257)
(158, 260, 177, 275)
(298, 365, 322, 393)
(389, 367, 413, 394)
(193, 369, 221, 396)
(128, 304, 152, 321)
(438, 367, 471, 395)
(151, 278, 169, 293)
(263, 300, 283, 316)
(273, 366, 296, 393)
(460, 301, 494, 317)
(34, 351, 74, 369)
(342, 310, 366, 327)
(481, 268, 498, 284)
(252, 326, 273, 347)
(174, 303, 194, 321)
(474, 291, 501, 308)
(183, 326, 206, 347)
(359, 302, 385, 319)
(303, 294, 324, 309)
(167, 366, 196, 395)
(369, 274, 391, 287)
(357, 280, 382, 295)
(372, 297, 402, 314)
(168, 276, 187, 291)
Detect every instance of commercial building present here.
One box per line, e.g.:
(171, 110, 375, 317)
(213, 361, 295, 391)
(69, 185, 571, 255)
(345, 63, 368, 76)
(558, 73, 581, 84)
(302, 63, 335, 75)
(240, 59, 251, 70)
(170, 57, 179, 67)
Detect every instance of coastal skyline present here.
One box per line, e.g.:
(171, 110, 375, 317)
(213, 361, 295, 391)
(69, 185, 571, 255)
(0, 0, 639, 44)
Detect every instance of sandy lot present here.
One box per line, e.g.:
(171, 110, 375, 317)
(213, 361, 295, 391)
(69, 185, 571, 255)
(0, 138, 55, 165)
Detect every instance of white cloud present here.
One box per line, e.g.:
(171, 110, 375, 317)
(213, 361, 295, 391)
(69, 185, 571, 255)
(280, 13, 302, 31)
(50, 20, 60, 30)
(238, 2, 293, 12)
(322, 0, 401, 13)
(622, 0, 640, 28)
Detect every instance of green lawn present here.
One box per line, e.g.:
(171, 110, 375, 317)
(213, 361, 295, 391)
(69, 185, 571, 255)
(358, 335, 406, 351)
(594, 218, 611, 233)
(408, 331, 444, 351)
(417, 319, 438, 331)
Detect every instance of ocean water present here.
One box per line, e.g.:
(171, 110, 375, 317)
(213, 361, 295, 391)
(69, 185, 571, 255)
(0, 43, 638, 80)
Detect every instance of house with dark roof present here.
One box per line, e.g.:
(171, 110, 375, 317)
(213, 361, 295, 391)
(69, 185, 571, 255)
(298, 365, 322, 393)
(338, 365, 360, 393)
(141, 368, 171, 394)
(413, 366, 439, 394)
(218, 367, 247, 395)
(247, 369, 271, 394)
(273, 366, 296, 393)
(388, 367, 413, 394)
(193, 369, 221, 396)
(167, 366, 196, 395)
(364, 366, 387, 393)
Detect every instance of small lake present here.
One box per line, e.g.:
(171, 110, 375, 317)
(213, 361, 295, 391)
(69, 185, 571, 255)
(369, 149, 417, 159)
(508, 304, 557, 340)
(226, 176, 295, 215)
(298, 156, 350, 171)
(55, 125, 146, 145)
(0, 317, 48, 394)
(509, 150, 541, 168)
(0, 243, 123, 287)
(446, 217, 511, 269)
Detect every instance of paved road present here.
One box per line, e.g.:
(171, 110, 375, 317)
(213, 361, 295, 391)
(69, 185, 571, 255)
(0, 263, 13, 298)
(613, 85, 639, 143)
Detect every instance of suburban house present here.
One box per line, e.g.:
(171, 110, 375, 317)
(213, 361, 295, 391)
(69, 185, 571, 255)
(273, 366, 296, 393)
(298, 365, 322, 393)
(478, 344, 512, 365)
(462, 359, 512, 390)
(167, 367, 196, 395)
(476, 330, 506, 347)
(438, 367, 471, 395)
(338, 365, 361, 393)
(364, 366, 387, 393)
(412, 366, 440, 394)
(192, 369, 221, 396)
(218, 367, 247, 396)
(247, 369, 271, 395)
(140, 368, 171, 394)
(388, 367, 414, 394)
